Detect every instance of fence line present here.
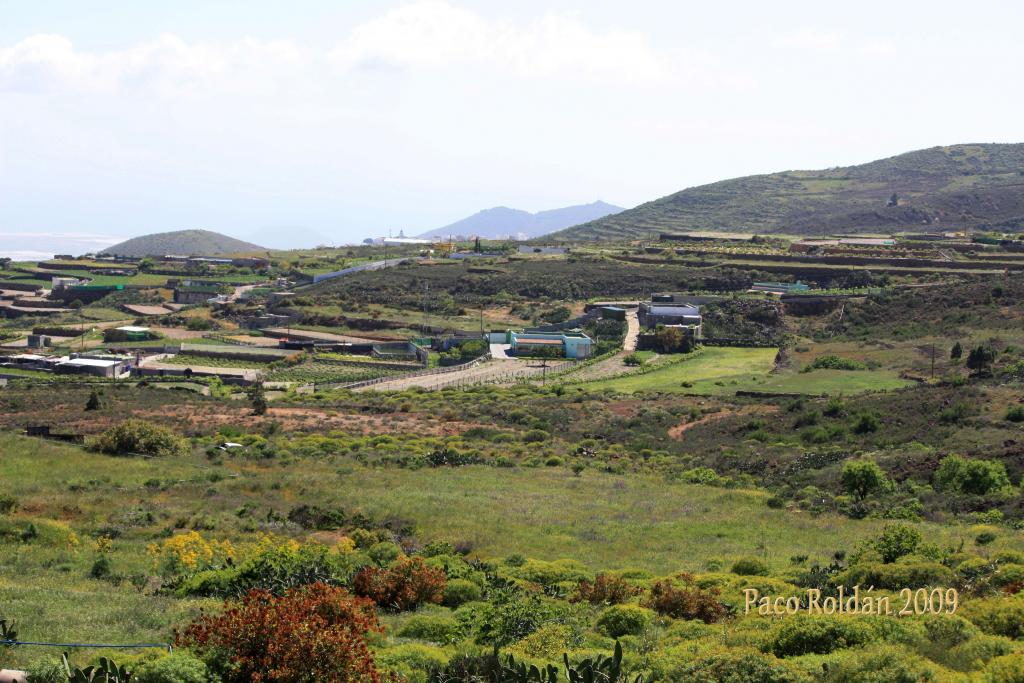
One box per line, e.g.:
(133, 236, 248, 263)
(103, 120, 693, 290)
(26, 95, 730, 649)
(316, 351, 494, 391)
(0, 639, 172, 652)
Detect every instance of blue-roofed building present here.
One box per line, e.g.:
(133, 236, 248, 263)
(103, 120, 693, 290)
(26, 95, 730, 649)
(505, 329, 593, 359)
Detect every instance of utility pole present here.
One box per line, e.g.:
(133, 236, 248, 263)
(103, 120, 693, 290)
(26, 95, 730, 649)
(930, 343, 936, 379)
(422, 281, 429, 332)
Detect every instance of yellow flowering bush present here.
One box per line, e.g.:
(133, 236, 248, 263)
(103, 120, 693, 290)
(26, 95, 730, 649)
(148, 531, 235, 578)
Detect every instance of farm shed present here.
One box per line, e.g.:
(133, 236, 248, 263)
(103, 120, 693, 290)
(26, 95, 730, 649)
(174, 284, 222, 304)
(56, 355, 129, 378)
(638, 302, 702, 331)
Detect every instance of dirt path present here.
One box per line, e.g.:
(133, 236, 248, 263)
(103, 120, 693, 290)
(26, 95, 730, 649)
(557, 306, 641, 382)
(668, 405, 778, 439)
(623, 306, 640, 351)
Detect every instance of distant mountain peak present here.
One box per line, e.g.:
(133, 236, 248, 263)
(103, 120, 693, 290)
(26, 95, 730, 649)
(419, 201, 624, 240)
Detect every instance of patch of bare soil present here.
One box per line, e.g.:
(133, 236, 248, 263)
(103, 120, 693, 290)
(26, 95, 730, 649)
(668, 404, 778, 440)
(133, 404, 490, 437)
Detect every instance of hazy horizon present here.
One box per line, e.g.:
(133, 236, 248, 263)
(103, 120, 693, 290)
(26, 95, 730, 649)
(3, 0, 1024, 254)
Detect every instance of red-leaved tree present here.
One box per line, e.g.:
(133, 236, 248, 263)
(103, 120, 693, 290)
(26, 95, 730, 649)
(353, 556, 446, 611)
(176, 582, 389, 683)
(642, 574, 727, 623)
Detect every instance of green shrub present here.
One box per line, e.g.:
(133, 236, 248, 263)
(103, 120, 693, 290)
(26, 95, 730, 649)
(824, 644, 941, 682)
(507, 623, 576, 660)
(469, 589, 564, 649)
(976, 530, 998, 546)
(674, 648, 810, 682)
(870, 523, 921, 563)
(1005, 405, 1024, 423)
(852, 412, 880, 434)
(962, 598, 1024, 639)
(24, 660, 65, 683)
(839, 561, 955, 590)
(823, 398, 846, 417)
(934, 455, 1011, 495)
(995, 564, 1024, 588)
(133, 652, 212, 683)
(92, 419, 189, 457)
(443, 578, 482, 607)
(946, 634, 1017, 672)
(513, 558, 590, 586)
(595, 604, 654, 638)
(921, 614, 978, 653)
(731, 557, 769, 576)
(376, 643, 448, 681)
(396, 614, 461, 644)
(368, 541, 402, 566)
(0, 494, 17, 515)
(802, 355, 867, 372)
(982, 653, 1024, 683)
(766, 615, 875, 657)
(523, 429, 549, 443)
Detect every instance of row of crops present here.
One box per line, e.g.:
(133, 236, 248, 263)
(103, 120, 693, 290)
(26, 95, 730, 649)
(266, 361, 412, 383)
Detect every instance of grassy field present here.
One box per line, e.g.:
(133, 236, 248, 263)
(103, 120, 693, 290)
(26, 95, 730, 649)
(3, 430, 1019, 670)
(580, 347, 914, 396)
(584, 347, 777, 394)
(740, 368, 913, 394)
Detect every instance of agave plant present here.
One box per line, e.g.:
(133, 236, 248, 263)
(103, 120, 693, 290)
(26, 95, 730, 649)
(499, 642, 644, 683)
(562, 642, 644, 683)
(427, 642, 645, 683)
(62, 653, 133, 683)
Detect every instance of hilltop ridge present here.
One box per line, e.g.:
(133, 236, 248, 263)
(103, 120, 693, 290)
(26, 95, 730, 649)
(554, 143, 1024, 239)
(100, 229, 264, 257)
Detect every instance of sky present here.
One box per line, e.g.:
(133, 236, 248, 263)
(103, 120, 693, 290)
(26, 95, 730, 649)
(2, 0, 1023, 254)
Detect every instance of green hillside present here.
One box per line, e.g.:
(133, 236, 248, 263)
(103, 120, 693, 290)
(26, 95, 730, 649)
(100, 229, 263, 257)
(554, 143, 1024, 239)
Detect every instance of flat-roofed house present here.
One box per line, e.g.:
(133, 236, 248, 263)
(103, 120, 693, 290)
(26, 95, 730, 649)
(638, 302, 702, 334)
(55, 354, 129, 378)
(507, 330, 593, 359)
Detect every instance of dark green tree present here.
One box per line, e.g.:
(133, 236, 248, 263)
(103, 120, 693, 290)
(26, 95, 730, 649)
(85, 389, 102, 411)
(966, 344, 996, 375)
(249, 380, 268, 416)
(950, 341, 963, 360)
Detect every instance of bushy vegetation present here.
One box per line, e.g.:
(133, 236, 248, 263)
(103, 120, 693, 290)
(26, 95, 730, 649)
(177, 582, 387, 682)
(92, 419, 189, 457)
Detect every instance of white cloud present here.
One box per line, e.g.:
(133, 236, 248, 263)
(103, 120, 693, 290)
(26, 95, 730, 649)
(330, 2, 669, 84)
(775, 28, 843, 51)
(0, 32, 305, 95)
(0, 2, 669, 95)
(0, 34, 99, 92)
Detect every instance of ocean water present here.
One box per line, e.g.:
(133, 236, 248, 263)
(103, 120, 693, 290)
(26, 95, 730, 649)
(1, 232, 125, 261)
